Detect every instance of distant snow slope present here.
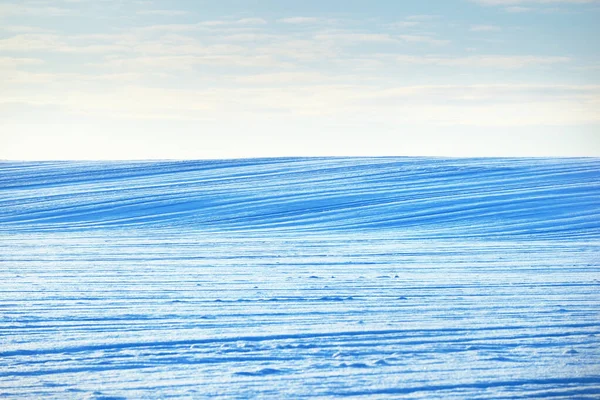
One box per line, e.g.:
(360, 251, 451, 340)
(1, 158, 599, 399)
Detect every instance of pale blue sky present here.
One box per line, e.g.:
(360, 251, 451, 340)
(1, 0, 599, 159)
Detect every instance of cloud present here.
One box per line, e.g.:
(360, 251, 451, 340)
(0, 33, 130, 53)
(388, 21, 421, 28)
(1, 25, 55, 33)
(235, 18, 268, 25)
(470, 25, 501, 31)
(314, 33, 397, 43)
(3, 82, 597, 128)
(350, 84, 600, 127)
(134, 18, 269, 33)
(0, 34, 70, 52)
(99, 53, 291, 71)
(505, 6, 534, 11)
(1, 70, 142, 85)
(472, 0, 600, 12)
(405, 15, 440, 21)
(278, 17, 321, 24)
(395, 55, 570, 68)
(398, 35, 450, 45)
(0, 3, 76, 17)
(473, 0, 600, 4)
(232, 71, 334, 85)
(135, 23, 203, 33)
(364, 83, 600, 102)
(137, 9, 189, 16)
(313, 32, 448, 46)
(0, 57, 45, 68)
(220, 33, 279, 42)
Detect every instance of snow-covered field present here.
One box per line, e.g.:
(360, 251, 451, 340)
(1, 158, 599, 399)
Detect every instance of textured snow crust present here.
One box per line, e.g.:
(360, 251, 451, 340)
(1, 158, 599, 399)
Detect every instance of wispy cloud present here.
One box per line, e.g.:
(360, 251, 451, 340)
(137, 9, 189, 16)
(398, 35, 450, 45)
(395, 55, 570, 68)
(133, 18, 269, 33)
(0, 34, 70, 52)
(0, 33, 130, 53)
(0, 3, 76, 17)
(388, 21, 421, 28)
(406, 14, 440, 21)
(100, 54, 291, 70)
(472, 0, 600, 13)
(3, 81, 597, 128)
(1, 25, 55, 33)
(505, 6, 534, 12)
(470, 25, 501, 31)
(0, 57, 45, 68)
(278, 17, 321, 24)
(235, 18, 268, 25)
(313, 32, 449, 46)
(473, 0, 600, 4)
(314, 32, 397, 44)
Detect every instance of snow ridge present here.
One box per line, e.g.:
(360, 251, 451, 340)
(1, 158, 599, 237)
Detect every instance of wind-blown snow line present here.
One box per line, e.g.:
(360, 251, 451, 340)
(1, 158, 599, 237)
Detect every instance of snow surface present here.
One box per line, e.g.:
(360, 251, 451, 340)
(1, 157, 599, 399)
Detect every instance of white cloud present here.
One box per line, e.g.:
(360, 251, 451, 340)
(1, 25, 55, 33)
(134, 18, 269, 33)
(472, 0, 600, 12)
(0, 3, 76, 17)
(220, 33, 278, 42)
(137, 9, 189, 16)
(0, 33, 131, 53)
(232, 71, 333, 85)
(363, 83, 600, 101)
(0, 34, 70, 52)
(474, 0, 600, 4)
(3, 79, 597, 126)
(255, 39, 339, 61)
(313, 32, 448, 46)
(405, 15, 440, 21)
(1, 70, 142, 85)
(99, 53, 291, 70)
(389, 21, 421, 28)
(278, 17, 321, 24)
(0, 57, 45, 68)
(398, 35, 450, 45)
(235, 18, 268, 25)
(135, 23, 203, 33)
(505, 6, 534, 11)
(314, 32, 397, 43)
(470, 25, 501, 31)
(395, 54, 570, 68)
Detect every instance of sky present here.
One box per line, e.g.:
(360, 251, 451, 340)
(1, 0, 599, 159)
